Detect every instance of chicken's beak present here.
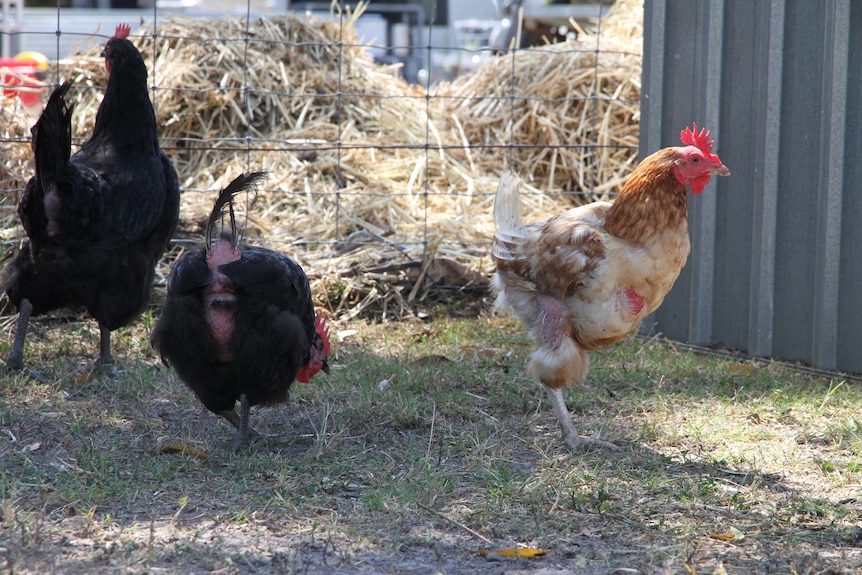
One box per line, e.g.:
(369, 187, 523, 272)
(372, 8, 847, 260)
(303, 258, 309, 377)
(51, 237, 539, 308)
(711, 163, 731, 177)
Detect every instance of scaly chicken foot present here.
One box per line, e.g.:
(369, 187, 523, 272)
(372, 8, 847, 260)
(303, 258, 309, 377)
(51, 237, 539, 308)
(219, 394, 264, 452)
(546, 386, 618, 451)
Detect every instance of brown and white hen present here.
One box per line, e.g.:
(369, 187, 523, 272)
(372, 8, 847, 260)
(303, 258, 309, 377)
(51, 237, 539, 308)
(492, 124, 730, 450)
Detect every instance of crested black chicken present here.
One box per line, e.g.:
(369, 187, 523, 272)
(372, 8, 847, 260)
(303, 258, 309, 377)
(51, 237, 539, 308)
(150, 172, 331, 452)
(2, 24, 180, 374)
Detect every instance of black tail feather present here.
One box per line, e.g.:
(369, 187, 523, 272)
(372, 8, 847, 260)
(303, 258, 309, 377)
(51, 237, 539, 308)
(32, 82, 74, 190)
(205, 171, 267, 252)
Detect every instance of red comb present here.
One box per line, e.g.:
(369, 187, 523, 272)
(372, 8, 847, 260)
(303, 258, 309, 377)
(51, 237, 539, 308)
(680, 122, 714, 154)
(114, 23, 131, 40)
(315, 316, 331, 355)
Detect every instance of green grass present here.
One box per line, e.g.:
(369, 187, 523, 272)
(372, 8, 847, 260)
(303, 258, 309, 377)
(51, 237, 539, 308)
(1, 310, 861, 574)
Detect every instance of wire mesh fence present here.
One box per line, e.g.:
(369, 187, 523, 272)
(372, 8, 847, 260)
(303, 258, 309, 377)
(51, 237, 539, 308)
(0, 0, 642, 319)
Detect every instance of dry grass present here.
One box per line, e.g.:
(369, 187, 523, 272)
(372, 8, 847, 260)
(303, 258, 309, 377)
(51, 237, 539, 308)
(0, 0, 643, 318)
(1, 313, 861, 574)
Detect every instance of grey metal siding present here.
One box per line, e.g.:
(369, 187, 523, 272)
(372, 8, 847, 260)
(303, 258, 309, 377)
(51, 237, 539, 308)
(838, 0, 862, 373)
(641, 0, 860, 374)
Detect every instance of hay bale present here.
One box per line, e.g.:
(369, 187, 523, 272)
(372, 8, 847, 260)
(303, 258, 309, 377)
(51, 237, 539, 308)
(0, 100, 33, 242)
(440, 0, 642, 207)
(0, 0, 643, 319)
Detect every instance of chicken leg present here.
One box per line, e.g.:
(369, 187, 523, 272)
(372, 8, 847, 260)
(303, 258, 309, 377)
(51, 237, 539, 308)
(529, 295, 618, 451)
(5, 300, 119, 379)
(97, 324, 114, 367)
(546, 386, 618, 451)
(219, 393, 264, 452)
(6, 298, 33, 372)
(87, 323, 128, 378)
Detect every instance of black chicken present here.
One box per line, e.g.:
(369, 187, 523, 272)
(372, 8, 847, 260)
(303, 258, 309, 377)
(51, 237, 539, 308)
(150, 172, 331, 452)
(2, 24, 180, 374)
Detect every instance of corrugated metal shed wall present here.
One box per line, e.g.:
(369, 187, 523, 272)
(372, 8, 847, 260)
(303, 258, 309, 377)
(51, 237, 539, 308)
(640, 0, 861, 374)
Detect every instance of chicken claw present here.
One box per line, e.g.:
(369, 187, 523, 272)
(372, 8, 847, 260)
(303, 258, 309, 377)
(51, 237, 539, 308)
(546, 387, 619, 451)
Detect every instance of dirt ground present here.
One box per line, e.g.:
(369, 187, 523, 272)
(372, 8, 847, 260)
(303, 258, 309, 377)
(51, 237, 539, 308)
(2, 316, 862, 574)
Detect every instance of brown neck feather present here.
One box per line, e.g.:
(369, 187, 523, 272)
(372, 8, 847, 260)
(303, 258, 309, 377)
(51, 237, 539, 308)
(604, 149, 689, 245)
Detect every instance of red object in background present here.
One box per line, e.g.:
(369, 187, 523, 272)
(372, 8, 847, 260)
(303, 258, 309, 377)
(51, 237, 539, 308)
(1, 52, 49, 108)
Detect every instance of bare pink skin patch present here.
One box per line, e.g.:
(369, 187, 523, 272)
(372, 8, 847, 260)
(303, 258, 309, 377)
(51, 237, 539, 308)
(205, 240, 241, 362)
(537, 294, 573, 348)
(623, 288, 645, 316)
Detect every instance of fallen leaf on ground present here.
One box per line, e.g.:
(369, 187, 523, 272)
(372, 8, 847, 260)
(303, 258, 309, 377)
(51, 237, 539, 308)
(708, 532, 735, 542)
(71, 373, 99, 385)
(471, 548, 546, 558)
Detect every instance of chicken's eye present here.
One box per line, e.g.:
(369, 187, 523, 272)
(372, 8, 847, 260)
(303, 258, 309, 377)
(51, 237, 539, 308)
(690, 156, 701, 165)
